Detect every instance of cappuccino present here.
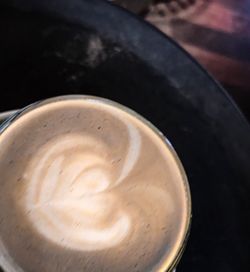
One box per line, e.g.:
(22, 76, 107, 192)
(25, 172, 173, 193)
(0, 96, 191, 272)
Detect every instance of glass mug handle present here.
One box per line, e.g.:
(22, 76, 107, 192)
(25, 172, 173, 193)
(0, 110, 18, 123)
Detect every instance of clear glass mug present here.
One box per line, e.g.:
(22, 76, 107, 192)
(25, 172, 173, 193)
(0, 96, 191, 272)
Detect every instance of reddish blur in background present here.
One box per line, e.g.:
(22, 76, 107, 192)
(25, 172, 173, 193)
(114, 0, 250, 120)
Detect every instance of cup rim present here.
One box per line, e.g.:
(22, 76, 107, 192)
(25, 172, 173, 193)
(0, 94, 192, 272)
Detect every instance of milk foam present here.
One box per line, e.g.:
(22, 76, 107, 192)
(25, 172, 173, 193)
(24, 114, 141, 251)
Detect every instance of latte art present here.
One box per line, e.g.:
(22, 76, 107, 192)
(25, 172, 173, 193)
(0, 96, 190, 272)
(24, 118, 141, 251)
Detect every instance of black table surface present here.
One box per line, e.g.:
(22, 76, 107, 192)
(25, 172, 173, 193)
(0, 0, 250, 271)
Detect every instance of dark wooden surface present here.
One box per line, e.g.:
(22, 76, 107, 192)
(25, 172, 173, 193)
(145, 0, 250, 119)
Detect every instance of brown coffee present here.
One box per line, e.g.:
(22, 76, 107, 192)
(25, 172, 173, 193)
(0, 96, 190, 272)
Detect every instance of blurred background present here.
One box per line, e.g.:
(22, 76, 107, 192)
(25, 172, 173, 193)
(112, 0, 250, 120)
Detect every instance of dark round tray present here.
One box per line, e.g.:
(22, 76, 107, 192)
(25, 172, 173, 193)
(0, 0, 250, 271)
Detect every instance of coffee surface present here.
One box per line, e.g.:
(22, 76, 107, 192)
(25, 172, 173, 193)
(0, 97, 189, 272)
